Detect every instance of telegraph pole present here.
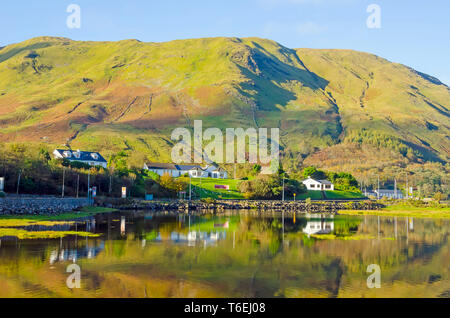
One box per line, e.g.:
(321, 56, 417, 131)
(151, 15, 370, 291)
(394, 178, 397, 199)
(87, 170, 91, 204)
(282, 174, 285, 202)
(61, 168, 65, 198)
(189, 174, 192, 201)
(16, 170, 21, 196)
(377, 175, 380, 200)
(76, 174, 80, 198)
(406, 173, 409, 199)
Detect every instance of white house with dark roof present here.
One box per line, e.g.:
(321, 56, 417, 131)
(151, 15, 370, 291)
(302, 177, 334, 191)
(144, 163, 228, 179)
(53, 149, 108, 168)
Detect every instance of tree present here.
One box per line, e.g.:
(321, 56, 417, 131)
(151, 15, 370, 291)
(433, 192, 444, 204)
(109, 151, 129, 177)
(252, 164, 262, 174)
(303, 166, 326, 180)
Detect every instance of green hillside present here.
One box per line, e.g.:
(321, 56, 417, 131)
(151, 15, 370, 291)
(0, 36, 448, 182)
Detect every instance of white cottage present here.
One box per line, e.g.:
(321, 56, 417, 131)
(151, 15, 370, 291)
(53, 149, 108, 168)
(144, 163, 228, 179)
(302, 177, 334, 191)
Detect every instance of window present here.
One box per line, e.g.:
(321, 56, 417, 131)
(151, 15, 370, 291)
(63, 151, 72, 158)
(91, 153, 99, 160)
(326, 185, 331, 189)
(310, 184, 315, 188)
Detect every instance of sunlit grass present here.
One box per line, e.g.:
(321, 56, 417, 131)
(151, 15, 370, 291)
(0, 228, 100, 239)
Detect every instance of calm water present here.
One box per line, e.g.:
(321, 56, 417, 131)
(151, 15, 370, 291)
(0, 211, 449, 298)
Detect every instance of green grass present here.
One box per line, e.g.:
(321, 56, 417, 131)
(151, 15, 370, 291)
(324, 190, 366, 200)
(340, 204, 450, 218)
(79, 206, 118, 213)
(191, 178, 244, 199)
(0, 228, 101, 239)
(295, 191, 325, 200)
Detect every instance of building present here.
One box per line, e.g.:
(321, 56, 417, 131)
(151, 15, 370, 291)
(144, 163, 228, 179)
(302, 177, 334, 191)
(303, 220, 334, 236)
(53, 149, 108, 168)
(366, 189, 404, 199)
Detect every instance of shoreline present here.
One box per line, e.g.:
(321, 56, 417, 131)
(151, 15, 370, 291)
(339, 208, 450, 219)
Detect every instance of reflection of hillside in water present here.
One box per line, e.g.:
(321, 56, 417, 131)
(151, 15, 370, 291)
(0, 211, 448, 298)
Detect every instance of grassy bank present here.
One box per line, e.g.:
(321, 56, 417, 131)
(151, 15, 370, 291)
(190, 179, 366, 201)
(191, 178, 244, 199)
(339, 204, 450, 218)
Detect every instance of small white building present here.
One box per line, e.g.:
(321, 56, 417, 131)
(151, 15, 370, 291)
(366, 189, 404, 199)
(302, 177, 334, 191)
(303, 220, 334, 236)
(53, 149, 107, 168)
(144, 163, 228, 179)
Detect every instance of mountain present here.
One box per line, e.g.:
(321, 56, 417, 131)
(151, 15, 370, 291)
(0, 36, 448, 175)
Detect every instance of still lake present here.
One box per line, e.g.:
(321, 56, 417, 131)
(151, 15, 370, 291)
(0, 211, 448, 298)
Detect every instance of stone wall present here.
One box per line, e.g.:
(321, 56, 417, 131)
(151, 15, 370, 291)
(110, 199, 382, 213)
(0, 197, 90, 215)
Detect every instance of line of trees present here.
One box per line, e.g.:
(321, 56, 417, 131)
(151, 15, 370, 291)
(0, 143, 181, 199)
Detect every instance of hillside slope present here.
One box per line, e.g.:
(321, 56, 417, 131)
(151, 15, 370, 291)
(0, 36, 448, 173)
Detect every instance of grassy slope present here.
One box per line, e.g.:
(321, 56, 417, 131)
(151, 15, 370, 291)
(191, 178, 244, 199)
(340, 204, 450, 218)
(0, 37, 448, 172)
(190, 177, 363, 200)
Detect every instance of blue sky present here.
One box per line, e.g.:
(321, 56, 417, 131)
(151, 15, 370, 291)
(1, 0, 449, 84)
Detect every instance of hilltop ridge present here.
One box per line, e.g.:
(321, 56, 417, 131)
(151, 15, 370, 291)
(0, 36, 448, 178)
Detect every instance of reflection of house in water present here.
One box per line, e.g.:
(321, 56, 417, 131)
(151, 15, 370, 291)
(49, 241, 105, 264)
(153, 231, 226, 247)
(303, 220, 334, 236)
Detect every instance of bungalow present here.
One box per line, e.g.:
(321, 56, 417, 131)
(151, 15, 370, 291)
(53, 149, 107, 168)
(302, 177, 334, 191)
(144, 163, 228, 179)
(366, 189, 404, 199)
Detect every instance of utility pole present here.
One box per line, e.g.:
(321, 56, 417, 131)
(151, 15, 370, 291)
(16, 171, 21, 196)
(109, 175, 112, 196)
(394, 178, 397, 199)
(282, 174, 285, 202)
(76, 174, 80, 198)
(377, 175, 380, 200)
(405, 173, 409, 199)
(62, 168, 65, 198)
(87, 170, 91, 204)
(189, 174, 192, 201)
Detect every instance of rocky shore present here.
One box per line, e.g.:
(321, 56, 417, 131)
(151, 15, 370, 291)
(0, 197, 90, 215)
(107, 199, 382, 213)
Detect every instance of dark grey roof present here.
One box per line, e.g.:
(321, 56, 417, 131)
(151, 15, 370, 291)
(146, 163, 202, 171)
(303, 177, 333, 185)
(376, 189, 398, 194)
(146, 163, 178, 170)
(55, 149, 107, 163)
(177, 164, 203, 171)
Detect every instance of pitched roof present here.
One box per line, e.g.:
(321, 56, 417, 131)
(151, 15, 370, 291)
(303, 177, 333, 185)
(145, 163, 178, 170)
(55, 149, 107, 163)
(145, 163, 203, 171)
